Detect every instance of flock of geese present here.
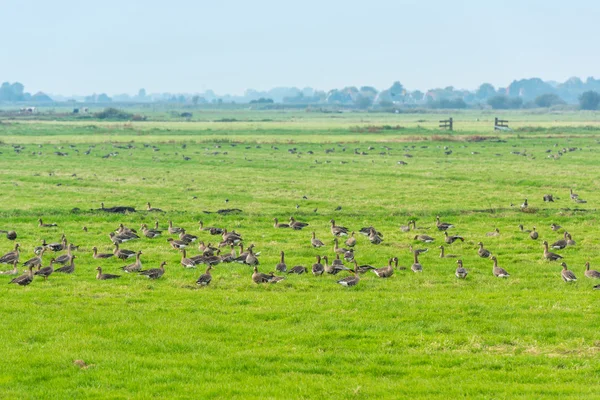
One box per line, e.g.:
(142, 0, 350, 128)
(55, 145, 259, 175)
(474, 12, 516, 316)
(1, 193, 599, 289)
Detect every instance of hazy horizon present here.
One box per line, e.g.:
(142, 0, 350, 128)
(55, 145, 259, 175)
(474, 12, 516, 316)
(2, 0, 598, 96)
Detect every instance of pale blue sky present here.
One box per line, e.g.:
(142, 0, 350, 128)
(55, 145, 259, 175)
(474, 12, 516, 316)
(1, 0, 597, 95)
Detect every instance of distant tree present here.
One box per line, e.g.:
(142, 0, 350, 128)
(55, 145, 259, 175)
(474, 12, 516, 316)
(388, 81, 405, 102)
(94, 107, 133, 120)
(487, 95, 523, 109)
(0, 82, 26, 101)
(354, 95, 373, 109)
(96, 93, 112, 102)
(534, 93, 565, 107)
(249, 98, 274, 104)
(410, 90, 424, 102)
(476, 83, 496, 100)
(429, 98, 467, 109)
(192, 95, 200, 105)
(137, 88, 147, 98)
(579, 91, 600, 110)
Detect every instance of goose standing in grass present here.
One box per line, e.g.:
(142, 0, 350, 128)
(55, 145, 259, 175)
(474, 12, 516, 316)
(561, 262, 577, 282)
(55, 244, 74, 265)
(491, 256, 510, 278)
(0, 261, 19, 275)
(330, 219, 349, 236)
(121, 251, 143, 273)
(543, 241, 563, 261)
(566, 233, 576, 246)
(38, 218, 57, 228)
(0, 230, 17, 240)
(519, 225, 532, 233)
(146, 202, 163, 212)
(570, 188, 579, 200)
(180, 249, 197, 269)
(96, 267, 120, 280)
(550, 223, 562, 232)
(333, 238, 348, 255)
(520, 198, 528, 209)
(455, 259, 468, 279)
(276, 251, 287, 273)
(112, 244, 134, 260)
(411, 253, 422, 273)
(196, 266, 213, 286)
(336, 268, 359, 287)
(167, 238, 188, 250)
(373, 257, 396, 278)
(179, 229, 198, 244)
(0, 243, 20, 264)
(312, 255, 324, 276)
(410, 245, 428, 255)
(486, 228, 500, 237)
(477, 242, 491, 258)
(273, 218, 289, 228)
(141, 224, 162, 238)
(245, 247, 259, 266)
(23, 248, 45, 268)
(139, 261, 166, 279)
(529, 227, 538, 240)
(551, 232, 569, 250)
(444, 231, 464, 244)
(289, 217, 309, 230)
(344, 249, 355, 262)
(414, 234, 434, 243)
(399, 222, 411, 232)
(345, 232, 356, 247)
(168, 220, 184, 234)
(10, 266, 34, 286)
(56, 255, 76, 274)
(438, 245, 457, 258)
(288, 265, 307, 275)
(436, 216, 454, 231)
(584, 262, 600, 279)
(353, 260, 377, 274)
(34, 258, 55, 281)
(311, 232, 325, 248)
(368, 228, 383, 244)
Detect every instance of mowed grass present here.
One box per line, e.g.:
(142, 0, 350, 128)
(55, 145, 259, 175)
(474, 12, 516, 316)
(1, 113, 600, 398)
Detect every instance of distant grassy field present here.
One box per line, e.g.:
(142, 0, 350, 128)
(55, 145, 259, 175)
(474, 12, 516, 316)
(1, 111, 600, 398)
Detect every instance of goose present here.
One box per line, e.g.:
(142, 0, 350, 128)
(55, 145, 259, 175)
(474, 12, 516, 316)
(345, 232, 356, 247)
(410, 220, 429, 231)
(477, 242, 491, 258)
(312, 255, 324, 276)
(10, 266, 34, 286)
(288, 265, 307, 274)
(368, 228, 383, 244)
(0, 230, 17, 240)
(198, 221, 212, 232)
(0, 260, 19, 275)
(38, 218, 57, 228)
(486, 228, 500, 237)
(519, 225, 532, 233)
(116, 224, 138, 235)
(411, 253, 423, 273)
(435, 216, 454, 231)
(566, 233, 576, 246)
(444, 231, 464, 244)
(584, 262, 600, 279)
(330, 254, 352, 275)
(121, 251, 143, 273)
(551, 232, 569, 249)
(529, 227, 538, 240)
(273, 218, 289, 228)
(55, 244, 74, 265)
(141, 224, 161, 238)
(23, 248, 45, 268)
(220, 246, 236, 263)
(179, 229, 198, 243)
(96, 266, 120, 280)
(0, 243, 20, 264)
(113, 243, 135, 260)
(196, 266, 213, 286)
(438, 245, 457, 258)
(46, 237, 67, 252)
(344, 249, 355, 262)
(289, 217, 309, 230)
(455, 259, 468, 279)
(399, 222, 411, 232)
(34, 258, 55, 281)
(409, 245, 428, 255)
(353, 260, 377, 274)
(490, 256, 510, 277)
(245, 247, 259, 266)
(311, 232, 325, 248)
(561, 262, 577, 282)
(109, 232, 137, 244)
(55, 255, 76, 274)
(333, 238, 348, 254)
(167, 238, 188, 250)
(543, 194, 554, 202)
(252, 266, 282, 284)
(550, 223, 562, 232)
(360, 226, 383, 237)
(146, 202, 163, 212)
(373, 257, 395, 278)
(276, 251, 287, 272)
(414, 234, 434, 243)
(139, 261, 166, 279)
(520, 198, 528, 209)
(233, 244, 250, 263)
(323, 255, 333, 274)
(330, 220, 349, 236)
(221, 229, 243, 244)
(180, 249, 197, 269)
(543, 241, 563, 261)
(336, 269, 359, 287)
(168, 220, 183, 234)
(570, 188, 579, 200)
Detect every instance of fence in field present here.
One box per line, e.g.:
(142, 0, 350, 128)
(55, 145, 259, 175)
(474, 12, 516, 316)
(439, 117, 453, 131)
(494, 117, 510, 131)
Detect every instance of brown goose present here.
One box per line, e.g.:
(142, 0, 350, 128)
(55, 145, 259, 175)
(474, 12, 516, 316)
(252, 266, 282, 284)
(220, 245, 236, 263)
(109, 232, 137, 244)
(353, 260, 377, 274)
(180, 249, 197, 269)
(96, 266, 120, 280)
(570, 188, 579, 200)
(196, 266, 213, 286)
(112, 244, 134, 260)
(23, 248, 45, 268)
(336, 268, 359, 287)
(121, 251, 143, 273)
(444, 231, 464, 244)
(550, 223, 562, 232)
(276, 251, 287, 272)
(10, 266, 34, 286)
(359, 226, 383, 237)
(543, 241, 563, 261)
(551, 232, 569, 250)
(436, 216, 454, 231)
(146, 202, 163, 212)
(289, 217, 309, 230)
(486, 228, 500, 237)
(477, 242, 491, 258)
(411, 253, 422, 273)
(399, 222, 411, 232)
(179, 229, 198, 243)
(323, 255, 333, 274)
(491, 256, 510, 277)
(198, 221, 213, 232)
(414, 234, 434, 243)
(312, 255, 324, 276)
(345, 232, 357, 247)
(288, 265, 307, 274)
(561, 262, 577, 282)
(455, 259, 468, 279)
(34, 258, 55, 281)
(529, 227, 538, 240)
(584, 262, 600, 279)
(334, 238, 348, 254)
(141, 224, 162, 238)
(409, 244, 428, 255)
(368, 228, 383, 245)
(55, 244, 74, 265)
(221, 229, 243, 244)
(566, 233, 576, 246)
(38, 218, 57, 228)
(168, 220, 183, 234)
(139, 261, 166, 279)
(0, 230, 17, 240)
(167, 238, 188, 250)
(0, 260, 18, 275)
(46, 237, 67, 252)
(330, 219, 349, 237)
(55, 255, 76, 274)
(0, 243, 20, 264)
(373, 257, 396, 278)
(519, 224, 532, 233)
(344, 249, 355, 262)
(245, 247, 259, 266)
(438, 245, 457, 258)
(311, 232, 325, 248)
(273, 218, 289, 228)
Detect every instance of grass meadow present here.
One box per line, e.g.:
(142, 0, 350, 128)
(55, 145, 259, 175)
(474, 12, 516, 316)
(1, 111, 600, 398)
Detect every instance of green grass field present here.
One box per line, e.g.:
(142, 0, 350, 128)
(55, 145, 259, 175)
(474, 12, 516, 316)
(1, 111, 600, 399)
